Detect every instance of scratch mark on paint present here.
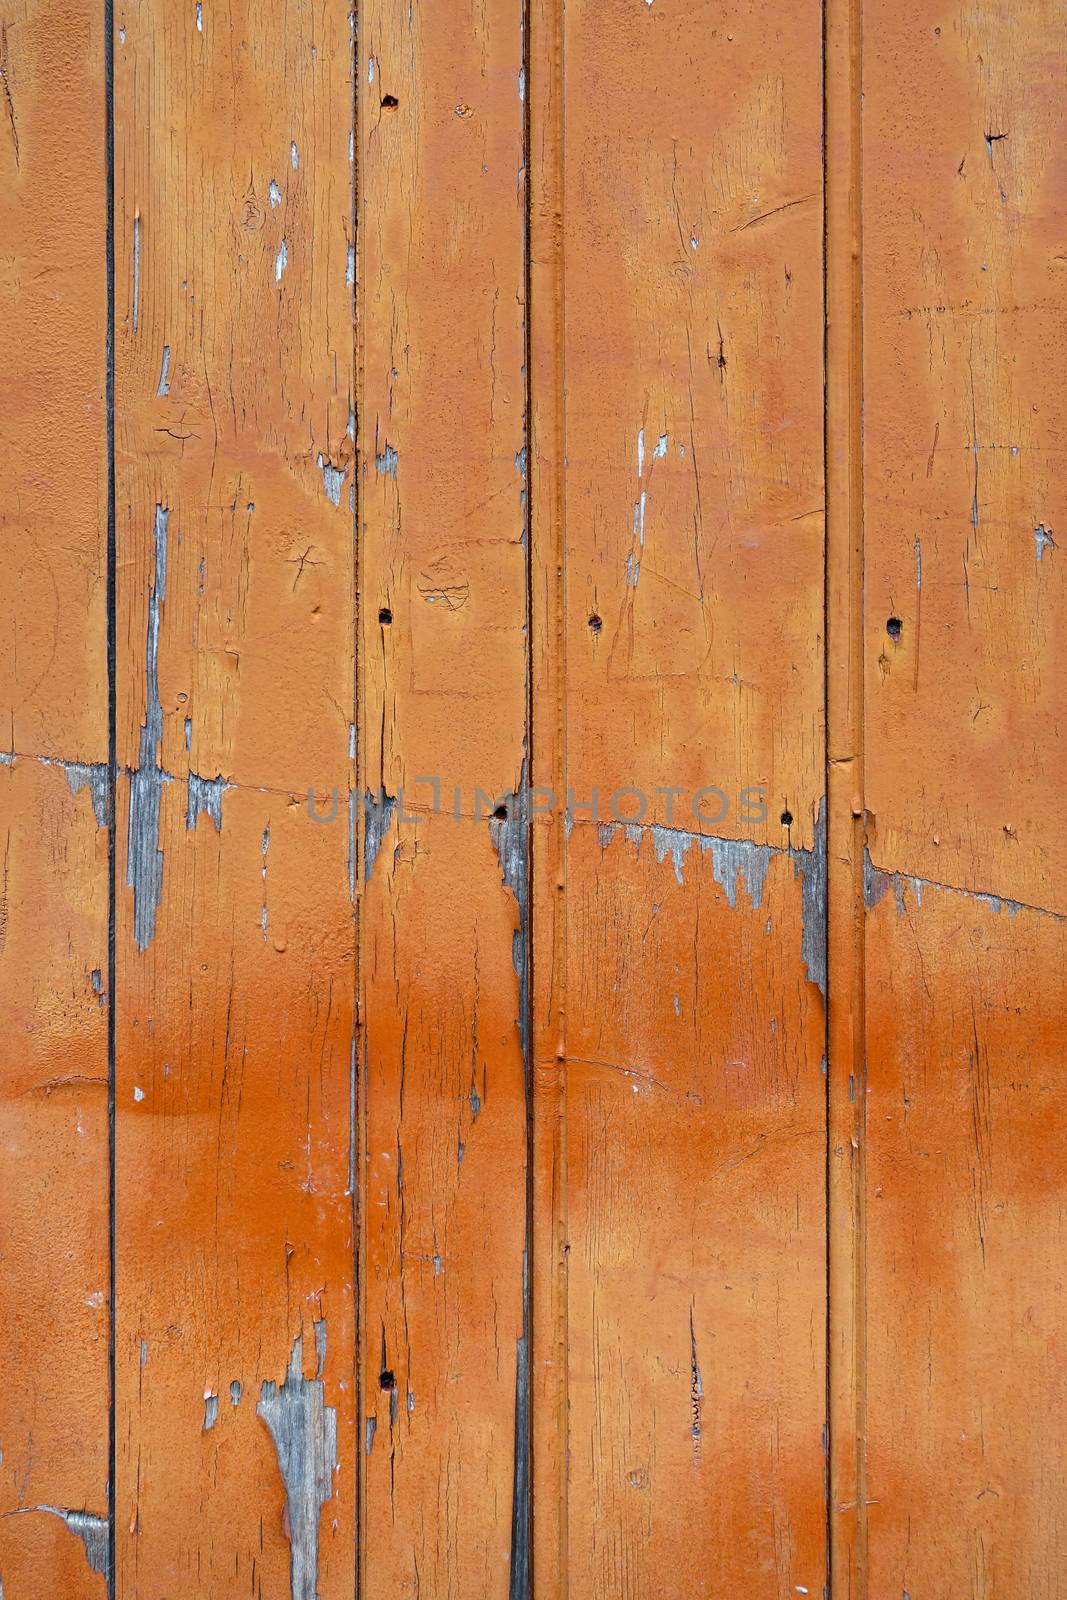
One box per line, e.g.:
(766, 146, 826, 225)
(0, 24, 20, 169)
(257, 1323, 337, 1600)
(689, 1306, 703, 1458)
(864, 851, 1064, 923)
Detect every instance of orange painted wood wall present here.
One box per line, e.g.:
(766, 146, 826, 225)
(0, 0, 1064, 1595)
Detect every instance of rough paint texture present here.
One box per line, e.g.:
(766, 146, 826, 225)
(3, 0, 1066, 1597)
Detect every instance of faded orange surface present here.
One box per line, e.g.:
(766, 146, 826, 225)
(1, 0, 1065, 1597)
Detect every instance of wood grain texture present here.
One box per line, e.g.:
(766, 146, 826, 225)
(355, 0, 530, 1593)
(112, 0, 356, 1592)
(0, 1, 110, 1594)
(546, 0, 828, 1591)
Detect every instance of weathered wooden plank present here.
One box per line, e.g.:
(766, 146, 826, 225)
(112, 0, 356, 1591)
(858, 0, 1067, 1588)
(0, 2, 110, 1593)
(355, 0, 529, 1590)
(527, 0, 569, 1589)
(544, 0, 828, 1590)
(864, 885, 1067, 1594)
(824, 0, 866, 1584)
(0, 762, 110, 1598)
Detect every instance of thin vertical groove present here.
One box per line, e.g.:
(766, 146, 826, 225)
(821, 13, 833, 1596)
(850, 2, 868, 1582)
(825, 0, 866, 1592)
(350, 0, 361, 1592)
(550, 0, 568, 1584)
(351, 0, 364, 1589)
(520, 0, 535, 1587)
(821, 9, 832, 1589)
(104, 0, 117, 1586)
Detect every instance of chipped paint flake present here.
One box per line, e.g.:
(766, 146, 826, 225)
(63, 762, 109, 828)
(488, 779, 532, 1596)
(32, 1507, 109, 1579)
(317, 453, 347, 506)
(275, 238, 289, 282)
(127, 504, 171, 950)
(1034, 522, 1056, 561)
(364, 788, 397, 881)
(132, 211, 141, 332)
(591, 800, 827, 995)
(269, 178, 282, 208)
(375, 443, 398, 476)
(156, 344, 171, 396)
(186, 772, 225, 830)
(257, 1324, 337, 1600)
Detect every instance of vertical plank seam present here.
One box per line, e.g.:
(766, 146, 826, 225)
(549, 0, 568, 1586)
(350, 0, 361, 1589)
(352, 0, 365, 1586)
(519, 0, 535, 1586)
(104, 0, 117, 1581)
(825, 0, 867, 1591)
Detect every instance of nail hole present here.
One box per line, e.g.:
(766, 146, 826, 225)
(780, 810, 793, 827)
(588, 613, 602, 633)
(379, 1369, 395, 1390)
(886, 616, 903, 641)
(493, 804, 508, 821)
(378, 607, 392, 625)
(381, 93, 398, 108)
